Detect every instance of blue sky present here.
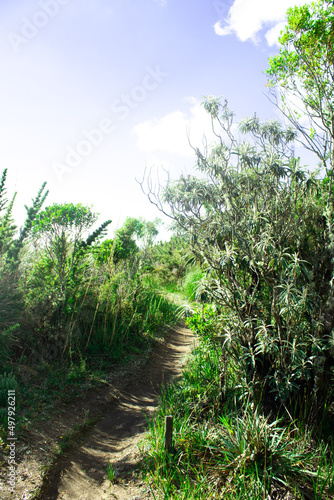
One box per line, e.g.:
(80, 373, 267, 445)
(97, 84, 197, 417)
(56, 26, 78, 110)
(0, 0, 309, 239)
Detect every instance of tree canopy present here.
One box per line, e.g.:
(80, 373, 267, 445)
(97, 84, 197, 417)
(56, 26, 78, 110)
(267, 0, 334, 176)
(145, 95, 334, 416)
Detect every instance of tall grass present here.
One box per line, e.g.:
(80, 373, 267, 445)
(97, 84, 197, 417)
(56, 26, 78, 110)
(182, 266, 204, 301)
(142, 343, 334, 499)
(0, 244, 179, 447)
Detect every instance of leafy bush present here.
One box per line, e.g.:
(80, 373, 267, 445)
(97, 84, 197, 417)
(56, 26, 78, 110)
(142, 236, 192, 291)
(153, 99, 334, 427)
(143, 346, 334, 499)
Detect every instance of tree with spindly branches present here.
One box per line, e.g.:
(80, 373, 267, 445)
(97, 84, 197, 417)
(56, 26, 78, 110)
(267, 0, 334, 178)
(144, 96, 334, 422)
(30, 203, 111, 338)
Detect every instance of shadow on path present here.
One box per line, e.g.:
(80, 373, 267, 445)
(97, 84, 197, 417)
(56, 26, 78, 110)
(37, 325, 195, 500)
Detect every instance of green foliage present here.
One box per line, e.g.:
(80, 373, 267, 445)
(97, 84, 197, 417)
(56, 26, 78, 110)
(113, 217, 160, 262)
(93, 217, 161, 265)
(0, 176, 175, 375)
(26, 203, 109, 342)
(142, 346, 220, 499)
(182, 266, 205, 301)
(14, 205, 176, 367)
(93, 238, 115, 265)
(154, 97, 334, 422)
(143, 346, 334, 499)
(0, 372, 18, 407)
(143, 236, 192, 291)
(0, 169, 17, 257)
(0, 171, 26, 371)
(158, 345, 222, 421)
(214, 409, 309, 489)
(67, 355, 87, 382)
(106, 462, 116, 483)
(0, 175, 176, 484)
(80, 219, 111, 250)
(83, 264, 178, 360)
(0, 323, 20, 369)
(32, 202, 98, 238)
(7, 180, 48, 266)
(186, 305, 218, 344)
(142, 2, 334, 496)
(266, 0, 334, 175)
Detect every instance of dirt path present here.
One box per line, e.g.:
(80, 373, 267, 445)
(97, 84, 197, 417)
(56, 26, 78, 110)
(32, 324, 194, 500)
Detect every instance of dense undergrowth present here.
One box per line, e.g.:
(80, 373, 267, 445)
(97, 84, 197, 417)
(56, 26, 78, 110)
(143, 334, 334, 499)
(139, 1, 334, 496)
(0, 185, 188, 451)
(2, 2, 334, 498)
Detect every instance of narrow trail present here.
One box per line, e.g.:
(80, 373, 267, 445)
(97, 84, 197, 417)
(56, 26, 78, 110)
(38, 325, 195, 500)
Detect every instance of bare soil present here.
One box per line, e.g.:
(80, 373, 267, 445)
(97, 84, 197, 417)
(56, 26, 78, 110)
(0, 324, 195, 500)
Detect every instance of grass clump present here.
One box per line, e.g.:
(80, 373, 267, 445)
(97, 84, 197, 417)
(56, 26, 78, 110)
(142, 343, 334, 499)
(182, 266, 205, 302)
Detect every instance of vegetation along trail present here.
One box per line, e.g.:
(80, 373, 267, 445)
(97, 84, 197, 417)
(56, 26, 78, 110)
(36, 324, 194, 500)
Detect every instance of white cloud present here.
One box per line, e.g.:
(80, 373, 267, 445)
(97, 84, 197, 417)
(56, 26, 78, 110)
(133, 98, 216, 157)
(214, 20, 229, 37)
(214, 0, 306, 45)
(265, 21, 286, 47)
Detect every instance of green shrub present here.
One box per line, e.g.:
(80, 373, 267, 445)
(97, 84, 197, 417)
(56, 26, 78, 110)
(182, 266, 205, 301)
(143, 347, 334, 499)
(158, 98, 334, 426)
